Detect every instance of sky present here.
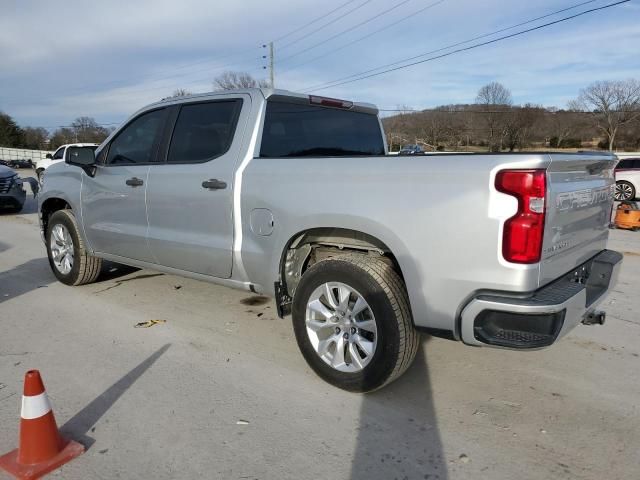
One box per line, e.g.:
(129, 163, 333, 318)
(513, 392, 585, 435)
(0, 0, 638, 130)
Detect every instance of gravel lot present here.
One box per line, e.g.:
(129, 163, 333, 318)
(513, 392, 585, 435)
(1, 176, 639, 480)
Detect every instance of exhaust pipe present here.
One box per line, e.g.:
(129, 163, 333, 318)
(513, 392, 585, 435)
(582, 310, 606, 326)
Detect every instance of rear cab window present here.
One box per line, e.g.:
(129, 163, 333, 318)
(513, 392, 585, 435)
(259, 100, 385, 158)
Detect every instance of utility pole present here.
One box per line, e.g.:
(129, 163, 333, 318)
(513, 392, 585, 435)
(269, 42, 275, 89)
(262, 43, 275, 89)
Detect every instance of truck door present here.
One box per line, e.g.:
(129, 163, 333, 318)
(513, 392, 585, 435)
(145, 95, 250, 278)
(81, 108, 168, 262)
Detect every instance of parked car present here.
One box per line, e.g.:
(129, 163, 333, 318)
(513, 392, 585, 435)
(614, 155, 640, 201)
(38, 88, 622, 392)
(8, 159, 34, 169)
(0, 165, 26, 213)
(398, 144, 424, 155)
(35, 143, 98, 182)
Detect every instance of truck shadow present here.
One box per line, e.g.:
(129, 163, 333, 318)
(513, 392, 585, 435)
(350, 337, 448, 480)
(0, 258, 142, 304)
(0, 257, 54, 304)
(95, 261, 140, 282)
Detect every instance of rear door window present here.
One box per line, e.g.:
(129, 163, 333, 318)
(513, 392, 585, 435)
(167, 100, 242, 164)
(260, 101, 385, 157)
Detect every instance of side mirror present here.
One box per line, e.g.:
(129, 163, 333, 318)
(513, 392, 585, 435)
(65, 146, 96, 176)
(45, 153, 53, 159)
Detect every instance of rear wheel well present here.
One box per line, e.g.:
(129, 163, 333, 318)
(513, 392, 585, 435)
(277, 228, 405, 315)
(41, 198, 71, 233)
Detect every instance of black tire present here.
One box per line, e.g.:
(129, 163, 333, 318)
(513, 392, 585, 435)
(615, 181, 636, 201)
(292, 254, 420, 393)
(46, 209, 102, 286)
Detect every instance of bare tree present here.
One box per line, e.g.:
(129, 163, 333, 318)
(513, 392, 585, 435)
(503, 104, 545, 151)
(213, 71, 269, 91)
(475, 82, 513, 152)
(50, 128, 76, 148)
(23, 127, 49, 149)
(171, 88, 192, 98)
(71, 117, 111, 143)
(572, 79, 640, 151)
(476, 81, 513, 106)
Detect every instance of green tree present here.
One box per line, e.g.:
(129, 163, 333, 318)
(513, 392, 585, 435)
(0, 111, 25, 147)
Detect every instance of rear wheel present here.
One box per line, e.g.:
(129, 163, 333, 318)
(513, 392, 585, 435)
(46, 210, 102, 286)
(615, 181, 636, 201)
(292, 254, 419, 392)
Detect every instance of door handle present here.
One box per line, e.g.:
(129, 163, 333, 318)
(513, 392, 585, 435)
(202, 179, 227, 190)
(125, 177, 144, 187)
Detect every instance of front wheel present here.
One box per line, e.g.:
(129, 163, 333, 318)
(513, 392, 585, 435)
(46, 210, 102, 286)
(615, 181, 636, 201)
(292, 254, 419, 392)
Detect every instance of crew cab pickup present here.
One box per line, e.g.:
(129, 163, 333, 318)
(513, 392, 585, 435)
(38, 88, 622, 392)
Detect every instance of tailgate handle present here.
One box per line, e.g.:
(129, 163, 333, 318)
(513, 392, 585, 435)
(202, 179, 227, 190)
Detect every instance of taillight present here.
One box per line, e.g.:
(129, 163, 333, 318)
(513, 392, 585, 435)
(308, 95, 353, 109)
(495, 169, 546, 264)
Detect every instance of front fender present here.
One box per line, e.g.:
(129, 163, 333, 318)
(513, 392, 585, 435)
(38, 163, 88, 248)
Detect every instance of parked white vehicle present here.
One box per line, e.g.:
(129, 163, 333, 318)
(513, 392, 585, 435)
(614, 153, 640, 201)
(35, 143, 98, 181)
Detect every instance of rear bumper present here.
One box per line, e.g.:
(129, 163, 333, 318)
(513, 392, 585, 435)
(460, 250, 623, 348)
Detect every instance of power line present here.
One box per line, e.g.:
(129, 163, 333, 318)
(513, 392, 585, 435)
(278, 0, 414, 64)
(279, 0, 445, 75)
(272, 0, 360, 43)
(277, 0, 373, 50)
(305, 0, 607, 92)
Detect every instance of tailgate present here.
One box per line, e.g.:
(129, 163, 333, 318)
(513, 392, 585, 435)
(539, 153, 617, 287)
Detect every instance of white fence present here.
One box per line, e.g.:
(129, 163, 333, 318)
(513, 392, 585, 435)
(0, 146, 54, 163)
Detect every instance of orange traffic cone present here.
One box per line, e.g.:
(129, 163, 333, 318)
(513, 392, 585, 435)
(0, 370, 84, 479)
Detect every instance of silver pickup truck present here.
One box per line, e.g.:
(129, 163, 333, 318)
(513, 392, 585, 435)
(38, 88, 622, 392)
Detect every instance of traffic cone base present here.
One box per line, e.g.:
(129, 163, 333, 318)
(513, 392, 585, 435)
(0, 370, 84, 479)
(0, 438, 84, 480)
